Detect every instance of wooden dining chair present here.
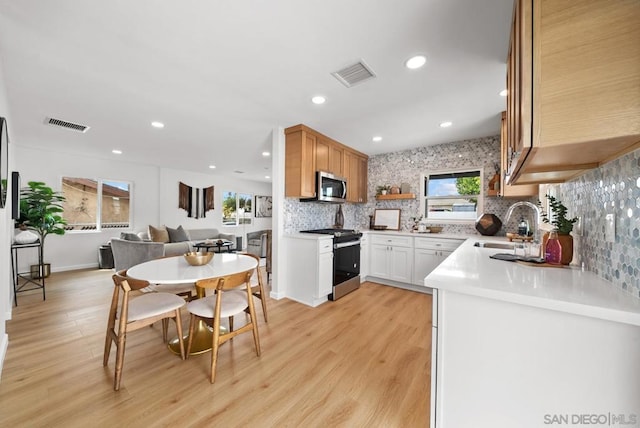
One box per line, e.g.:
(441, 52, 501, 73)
(241, 252, 268, 322)
(103, 271, 186, 391)
(185, 268, 261, 383)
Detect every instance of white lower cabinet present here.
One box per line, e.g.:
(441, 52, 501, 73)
(413, 237, 463, 286)
(369, 234, 413, 283)
(359, 234, 369, 280)
(318, 250, 333, 296)
(414, 249, 449, 286)
(431, 289, 640, 427)
(285, 236, 333, 307)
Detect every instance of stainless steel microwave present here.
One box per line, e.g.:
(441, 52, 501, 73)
(301, 171, 347, 203)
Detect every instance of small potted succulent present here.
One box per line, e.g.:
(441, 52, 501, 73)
(376, 185, 391, 196)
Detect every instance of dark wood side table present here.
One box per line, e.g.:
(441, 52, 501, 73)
(11, 241, 46, 306)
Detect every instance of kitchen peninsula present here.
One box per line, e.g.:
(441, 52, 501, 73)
(426, 238, 640, 428)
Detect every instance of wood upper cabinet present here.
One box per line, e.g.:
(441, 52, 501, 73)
(316, 136, 344, 176)
(500, 111, 538, 197)
(285, 124, 367, 201)
(343, 149, 368, 203)
(285, 126, 316, 198)
(506, 0, 640, 185)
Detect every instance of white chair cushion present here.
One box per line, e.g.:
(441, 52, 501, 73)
(187, 291, 248, 319)
(124, 292, 186, 322)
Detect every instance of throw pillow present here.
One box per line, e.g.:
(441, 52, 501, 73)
(166, 225, 190, 243)
(120, 232, 142, 241)
(148, 225, 170, 243)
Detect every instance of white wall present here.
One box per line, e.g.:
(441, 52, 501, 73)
(13, 147, 271, 271)
(0, 55, 14, 377)
(14, 146, 161, 271)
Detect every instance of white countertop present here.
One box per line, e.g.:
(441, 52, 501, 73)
(426, 237, 640, 326)
(287, 229, 475, 240)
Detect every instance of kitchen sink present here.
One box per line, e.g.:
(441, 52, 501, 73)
(473, 241, 515, 250)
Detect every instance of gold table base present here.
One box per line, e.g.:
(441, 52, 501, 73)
(168, 320, 227, 356)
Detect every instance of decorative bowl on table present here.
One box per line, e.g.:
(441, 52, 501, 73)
(184, 251, 213, 266)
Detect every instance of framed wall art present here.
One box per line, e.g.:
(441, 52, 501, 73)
(0, 117, 8, 208)
(255, 195, 272, 218)
(373, 208, 401, 230)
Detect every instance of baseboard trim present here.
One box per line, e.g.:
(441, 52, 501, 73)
(365, 277, 433, 294)
(52, 263, 100, 273)
(0, 333, 8, 381)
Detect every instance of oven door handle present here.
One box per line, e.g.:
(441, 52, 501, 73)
(334, 240, 361, 249)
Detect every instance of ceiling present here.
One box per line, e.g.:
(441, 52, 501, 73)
(0, 0, 514, 183)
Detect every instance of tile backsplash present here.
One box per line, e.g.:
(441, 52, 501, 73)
(558, 148, 640, 298)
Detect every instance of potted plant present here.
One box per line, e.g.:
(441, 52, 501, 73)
(18, 181, 67, 277)
(376, 185, 391, 196)
(540, 194, 577, 265)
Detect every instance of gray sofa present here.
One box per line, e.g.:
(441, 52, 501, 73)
(115, 227, 237, 259)
(137, 228, 237, 256)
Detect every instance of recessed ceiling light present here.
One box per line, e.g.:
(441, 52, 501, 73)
(499, 89, 508, 97)
(311, 96, 326, 105)
(151, 121, 164, 128)
(265, 175, 271, 179)
(440, 121, 453, 128)
(209, 165, 216, 169)
(405, 55, 427, 69)
(112, 149, 122, 155)
(372, 136, 383, 142)
(262, 151, 270, 157)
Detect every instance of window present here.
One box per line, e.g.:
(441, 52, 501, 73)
(222, 191, 252, 226)
(419, 168, 483, 222)
(62, 177, 132, 231)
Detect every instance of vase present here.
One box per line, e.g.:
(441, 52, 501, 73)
(15, 230, 39, 244)
(335, 204, 344, 229)
(542, 232, 573, 265)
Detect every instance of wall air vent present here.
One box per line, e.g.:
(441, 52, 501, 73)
(44, 117, 90, 133)
(331, 60, 376, 88)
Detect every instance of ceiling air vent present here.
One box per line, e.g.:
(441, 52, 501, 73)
(332, 60, 376, 88)
(44, 117, 90, 133)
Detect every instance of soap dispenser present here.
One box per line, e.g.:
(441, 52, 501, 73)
(517, 217, 529, 236)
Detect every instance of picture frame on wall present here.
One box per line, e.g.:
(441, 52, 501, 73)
(11, 171, 20, 220)
(255, 195, 272, 218)
(373, 208, 401, 230)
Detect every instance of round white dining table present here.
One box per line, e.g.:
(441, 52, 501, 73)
(126, 253, 258, 355)
(126, 253, 257, 285)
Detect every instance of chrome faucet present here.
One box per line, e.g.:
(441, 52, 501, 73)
(504, 201, 541, 241)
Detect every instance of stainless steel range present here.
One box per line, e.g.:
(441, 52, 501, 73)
(301, 228, 362, 300)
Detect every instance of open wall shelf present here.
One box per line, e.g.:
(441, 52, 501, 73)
(375, 193, 416, 200)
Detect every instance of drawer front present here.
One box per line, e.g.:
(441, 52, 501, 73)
(414, 237, 463, 251)
(318, 238, 333, 254)
(370, 234, 413, 247)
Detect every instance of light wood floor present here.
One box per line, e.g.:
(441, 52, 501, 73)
(0, 269, 432, 427)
